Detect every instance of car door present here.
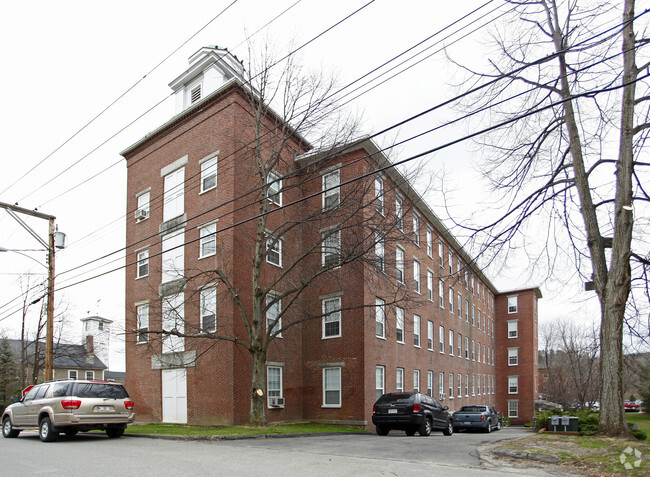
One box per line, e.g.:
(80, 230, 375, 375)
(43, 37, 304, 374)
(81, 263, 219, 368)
(24, 384, 50, 426)
(430, 398, 447, 429)
(12, 385, 41, 426)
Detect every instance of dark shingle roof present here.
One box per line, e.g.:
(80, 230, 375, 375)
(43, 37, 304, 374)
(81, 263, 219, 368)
(4, 339, 106, 370)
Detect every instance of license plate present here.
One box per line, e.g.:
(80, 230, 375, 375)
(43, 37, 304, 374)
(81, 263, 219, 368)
(96, 406, 113, 412)
(388, 409, 398, 414)
(464, 421, 471, 425)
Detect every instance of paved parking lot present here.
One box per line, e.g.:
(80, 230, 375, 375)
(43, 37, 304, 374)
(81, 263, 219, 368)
(1, 427, 559, 476)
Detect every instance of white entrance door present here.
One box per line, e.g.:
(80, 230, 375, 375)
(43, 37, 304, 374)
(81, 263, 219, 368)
(162, 368, 187, 424)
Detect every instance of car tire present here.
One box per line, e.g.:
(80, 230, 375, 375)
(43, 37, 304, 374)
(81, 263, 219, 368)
(485, 420, 492, 433)
(2, 417, 20, 438)
(376, 425, 389, 436)
(419, 418, 432, 436)
(405, 428, 416, 436)
(496, 420, 502, 431)
(106, 427, 125, 438)
(443, 420, 453, 436)
(39, 416, 58, 442)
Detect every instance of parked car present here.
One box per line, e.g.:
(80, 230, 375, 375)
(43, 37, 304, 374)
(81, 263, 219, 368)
(2, 379, 135, 442)
(625, 400, 641, 412)
(452, 405, 501, 432)
(372, 392, 453, 436)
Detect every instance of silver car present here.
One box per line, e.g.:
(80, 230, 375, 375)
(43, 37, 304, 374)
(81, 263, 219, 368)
(2, 379, 135, 442)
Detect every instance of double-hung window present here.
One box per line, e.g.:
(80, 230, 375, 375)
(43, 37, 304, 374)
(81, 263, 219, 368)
(395, 196, 404, 230)
(136, 249, 149, 278)
(267, 170, 282, 205)
(439, 325, 444, 353)
(413, 259, 421, 293)
(323, 367, 342, 407)
(375, 176, 384, 214)
(508, 295, 518, 313)
(427, 321, 434, 350)
(448, 329, 454, 355)
(464, 337, 469, 359)
(136, 303, 149, 343)
(267, 366, 283, 407)
(266, 294, 282, 338)
(427, 371, 433, 397)
(448, 373, 454, 399)
(448, 288, 454, 314)
(322, 169, 340, 210)
(396, 247, 405, 284)
(322, 296, 342, 338)
(200, 223, 217, 258)
(413, 315, 421, 348)
(266, 233, 282, 267)
(508, 347, 519, 366)
(375, 298, 386, 338)
(200, 287, 217, 332)
(375, 230, 385, 272)
(322, 229, 341, 267)
(163, 167, 184, 222)
(396, 307, 404, 343)
(376, 366, 385, 400)
(438, 240, 444, 268)
(161, 229, 184, 283)
(448, 250, 453, 275)
(136, 191, 150, 221)
(508, 320, 518, 338)
(200, 156, 218, 193)
(426, 228, 433, 257)
(457, 374, 462, 397)
(439, 373, 444, 397)
(438, 278, 444, 308)
(413, 370, 420, 393)
(396, 368, 404, 392)
(413, 214, 420, 245)
(457, 333, 462, 357)
(508, 376, 519, 394)
(427, 270, 434, 301)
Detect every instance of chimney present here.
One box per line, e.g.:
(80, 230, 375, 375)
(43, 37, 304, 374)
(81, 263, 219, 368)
(84, 335, 94, 355)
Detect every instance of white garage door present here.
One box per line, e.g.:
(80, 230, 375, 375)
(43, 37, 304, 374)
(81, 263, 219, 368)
(162, 368, 187, 424)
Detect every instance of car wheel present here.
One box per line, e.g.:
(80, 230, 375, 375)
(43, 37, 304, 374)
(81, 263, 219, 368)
(2, 417, 20, 438)
(419, 418, 432, 436)
(39, 416, 58, 442)
(106, 427, 125, 438)
(376, 425, 389, 436)
(485, 420, 492, 433)
(443, 420, 453, 436)
(405, 428, 416, 436)
(496, 420, 502, 431)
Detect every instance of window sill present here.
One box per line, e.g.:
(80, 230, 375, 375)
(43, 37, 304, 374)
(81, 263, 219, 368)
(199, 186, 216, 196)
(322, 334, 341, 340)
(198, 253, 216, 261)
(321, 405, 342, 409)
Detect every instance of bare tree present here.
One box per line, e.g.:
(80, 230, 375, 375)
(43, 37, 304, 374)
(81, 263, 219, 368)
(140, 44, 426, 426)
(449, 0, 649, 436)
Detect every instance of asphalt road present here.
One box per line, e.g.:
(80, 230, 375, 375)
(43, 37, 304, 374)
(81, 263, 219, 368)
(0, 427, 558, 476)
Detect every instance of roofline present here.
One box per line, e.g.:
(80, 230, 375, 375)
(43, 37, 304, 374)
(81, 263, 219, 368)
(497, 286, 543, 299)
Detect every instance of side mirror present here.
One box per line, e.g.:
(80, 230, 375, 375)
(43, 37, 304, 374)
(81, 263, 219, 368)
(443, 406, 449, 411)
(10, 396, 21, 403)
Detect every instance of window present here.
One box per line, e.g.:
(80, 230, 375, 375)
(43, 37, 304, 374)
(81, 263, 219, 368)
(448, 287, 454, 314)
(86, 371, 94, 380)
(477, 310, 481, 330)
(322, 229, 341, 267)
(200, 157, 218, 193)
(267, 366, 283, 407)
(471, 305, 476, 326)
(438, 278, 444, 308)
(427, 371, 433, 397)
(266, 233, 282, 267)
(396, 246, 405, 283)
(448, 329, 454, 355)
(136, 304, 149, 343)
(457, 333, 462, 357)
(427, 270, 434, 301)
(472, 340, 476, 361)
(438, 240, 444, 267)
(267, 170, 282, 206)
(483, 374, 487, 395)
(395, 196, 404, 230)
(464, 337, 469, 359)
(465, 299, 469, 322)
(136, 249, 149, 279)
(323, 367, 342, 407)
(163, 167, 184, 222)
(162, 293, 185, 354)
(413, 214, 420, 245)
(483, 344, 486, 363)
(200, 223, 217, 258)
(375, 176, 384, 214)
(457, 374, 462, 398)
(266, 294, 282, 338)
(508, 400, 519, 418)
(507, 320, 518, 338)
(161, 229, 184, 283)
(464, 375, 469, 396)
(413, 260, 421, 293)
(413, 315, 421, 348)
(426, 228, 433, 257)
(322, 297, 341, 338)
(465, 270, 469, 290)
(413, 369, 420, 393)
(396, 368, 404, 392)
(396, 307, 404, 343)
(376, 366, 385, 400)
(477, 375, 481, 395)
(439, 325, 444, 353)
(508, 348, 519, 366)
(68, 370, 78, 380)
(200, 287, 217, 333)
(477, 341, 481, 362)
(508, 295, 518, 313)
(472, 375, 475, 396)
(471, 275, 475, 295)
(448, 373, 454, 399)
(427, 321, 434, 351)
(375, 298, 386, 338)
(448, 250, 453, 275)
(136, 191, 150, 221)
(508, 376, 519, 394)
(457, 293, 462, 318)
(438, 372, 444, 397)
(375, 230, 385, 272)
(322, 170, 340, 210)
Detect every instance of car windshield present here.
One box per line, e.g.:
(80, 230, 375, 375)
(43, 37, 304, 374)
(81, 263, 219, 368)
(73, 383, 128, 399)
(459, 406, 486, 413)
(377, 393, 414, 404)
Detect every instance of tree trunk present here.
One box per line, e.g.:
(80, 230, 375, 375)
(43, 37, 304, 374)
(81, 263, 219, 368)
(599, 302, 627, 435)
(248, 347, 267, 427)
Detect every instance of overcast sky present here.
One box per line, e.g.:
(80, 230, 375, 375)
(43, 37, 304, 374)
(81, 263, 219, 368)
(0, 0, 606, 370)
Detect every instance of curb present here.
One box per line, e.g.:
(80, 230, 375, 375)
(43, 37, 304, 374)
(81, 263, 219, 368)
(124, 431, 367, 441)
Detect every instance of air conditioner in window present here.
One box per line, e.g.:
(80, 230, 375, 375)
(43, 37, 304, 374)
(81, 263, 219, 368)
(269, 397, 285, 407)
(135, 209, 149, 220)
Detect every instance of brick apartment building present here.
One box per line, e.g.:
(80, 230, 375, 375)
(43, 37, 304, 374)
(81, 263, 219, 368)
(122, 46, 540, 428)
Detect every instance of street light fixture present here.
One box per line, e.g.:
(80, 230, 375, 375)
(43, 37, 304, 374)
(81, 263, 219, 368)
(0, 201, 65, 381)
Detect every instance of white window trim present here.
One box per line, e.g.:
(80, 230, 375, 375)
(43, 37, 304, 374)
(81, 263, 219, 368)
(396, 307, 405, 344)
(199, 151, 219, 194)
(136, 249, 149, 279)
(199, 223, 217, 259)
(267, 365, 284, 408)
(322, 296, 342, 339)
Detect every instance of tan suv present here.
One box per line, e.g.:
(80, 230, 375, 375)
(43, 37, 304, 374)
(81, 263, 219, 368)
(2, 379, 135, 442)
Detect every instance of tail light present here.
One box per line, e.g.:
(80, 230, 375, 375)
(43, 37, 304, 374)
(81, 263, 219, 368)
(372, 405, 377, 415)
(412, 404, 421, 413)
(61, 400, 82, 409)
(124, 400, 135, 410)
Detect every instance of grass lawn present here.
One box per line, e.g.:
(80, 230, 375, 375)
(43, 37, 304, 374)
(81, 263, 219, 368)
(125, 422, 367, 437)
(626, 412, 650, 440)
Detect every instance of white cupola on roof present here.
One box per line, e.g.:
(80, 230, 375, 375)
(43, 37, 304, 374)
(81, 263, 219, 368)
(169, 45, 245, 114)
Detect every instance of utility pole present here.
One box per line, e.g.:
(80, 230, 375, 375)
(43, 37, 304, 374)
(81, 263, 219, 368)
(0, 201, 65, 381)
